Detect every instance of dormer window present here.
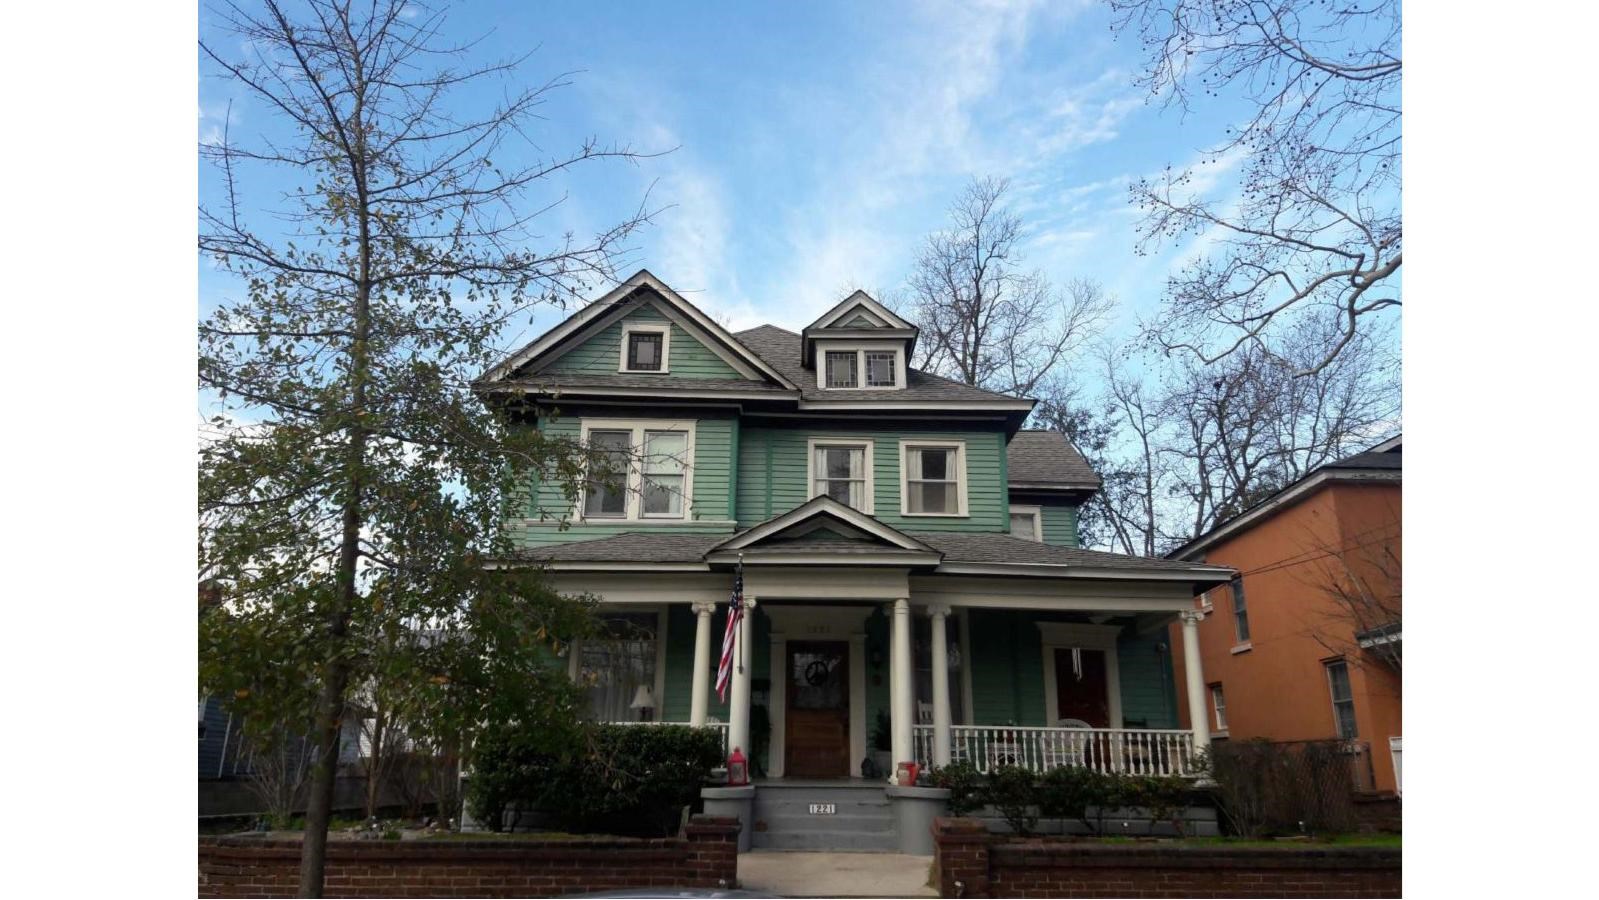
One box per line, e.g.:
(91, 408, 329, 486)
(865, 352, 897, 387)
(825, 351, 858, 388)
(816, 344, 905, 391)
(620, 323, 670, 373)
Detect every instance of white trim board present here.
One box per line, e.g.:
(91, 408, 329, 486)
(808, 290, 916, 332)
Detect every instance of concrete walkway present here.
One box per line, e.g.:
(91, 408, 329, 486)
(737, 850, 937, 898)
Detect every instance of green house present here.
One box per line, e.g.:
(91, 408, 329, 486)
(475, 271, 1232, 845)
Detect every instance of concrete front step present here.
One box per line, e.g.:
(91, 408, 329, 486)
(757, 812, 894, 835)
(751, 829, 900, 852)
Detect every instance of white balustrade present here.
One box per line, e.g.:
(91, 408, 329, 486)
(912, 724, 1198, 777)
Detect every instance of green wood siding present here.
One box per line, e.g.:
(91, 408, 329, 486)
(542, 306, 748, 379)
(1039, 502, 1080, 548)
(511, 414, 738, 548)
(734, 425, 1009, 531)
(1115, 630, 1179, 728)
(966, 610, 1177, 728)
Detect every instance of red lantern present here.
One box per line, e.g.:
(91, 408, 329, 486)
(727, 746, 749, 786)
(895, 761, 920, 787)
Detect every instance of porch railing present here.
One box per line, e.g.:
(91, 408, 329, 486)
(608, 720, 730, 753)
(913, 724, 1198, 777)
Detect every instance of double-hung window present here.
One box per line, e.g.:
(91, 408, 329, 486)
(1230, 576, 1250, 642)
(810, 440, 873, 512)
(580, 420, 694, 520)
(1325, 660, 1358, 739)
(901, 441, 966, 516)
(1210, 684, 1228, 731)
(582, 430, 632, 518)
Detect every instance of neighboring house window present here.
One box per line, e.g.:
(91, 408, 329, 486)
(576, 613, 661, 722)
(619, 323, 669, 373)
(580, 420, 694, 520)
(809, 439, 873, 512)
(865, 351, 897, 387)
(901, 441, 967, 516)
(1210, 684, 1228, 731)
(1325, 660, 1358, 739)
(1230, 576, 1250, 642)
(1009, 505, 1042, 541)
(825, 351, 858, 388)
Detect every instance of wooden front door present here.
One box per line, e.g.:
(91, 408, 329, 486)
(785, 641, 850, 777)
(1054, 647, 1110, 727)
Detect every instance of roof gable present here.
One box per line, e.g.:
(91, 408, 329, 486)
(536, 298, 746, 380)
(477, 269, 796, 388)
(709, 495, 940, 561)
(808, 290, 916, 332)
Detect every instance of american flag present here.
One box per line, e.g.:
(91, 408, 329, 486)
(715, 563, 744, 702)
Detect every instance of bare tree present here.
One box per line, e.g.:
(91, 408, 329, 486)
(905, 177, 1111, 394)
(199, 2, 649, 893)
(1109, 0, 1401, 375)
(1295, 511, 1402, 673)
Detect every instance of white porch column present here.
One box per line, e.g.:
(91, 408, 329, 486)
(727, 598, 757, 761)
(1179, 610, 1212, 755)
(928, 604, 952, 768)
(890, 598, 914, 775)
(689, 601, 716, 727)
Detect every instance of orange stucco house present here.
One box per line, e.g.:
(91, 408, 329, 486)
(1166, 436, 1401, 795)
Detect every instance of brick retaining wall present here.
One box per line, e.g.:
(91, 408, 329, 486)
(933, 817, 1400, 899)
(198, 816, 740, 898)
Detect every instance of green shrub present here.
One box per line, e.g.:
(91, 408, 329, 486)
(1039, 765, 1106, 832)
(467, 722, 723, 837)
(1133, 775, 1191, 836)
(930, 761, 985, 816)
(986, 765, 1039, 836)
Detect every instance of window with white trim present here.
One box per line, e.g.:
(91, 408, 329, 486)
(901, 441, 967, 516)
(809, 439, 873, 512)
(1210, 683, 1228, 730)
(865, 352, 897, 387)
(1325, 660, 1358, 739)
(1009, 505, 1042, 541)
(1230, 576, 1250, 642)
(825, 351, 858, 388)
(579, 420, 694, 520)
(620, 323, 669, 373)
(817, 345, 903, 390)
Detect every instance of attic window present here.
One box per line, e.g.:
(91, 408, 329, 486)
(865, 352, 897, 387)
(620, 323, 669, 373)
(825, 351, 858, 388)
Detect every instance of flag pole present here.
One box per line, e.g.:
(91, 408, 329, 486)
(737, 552, 745, 674)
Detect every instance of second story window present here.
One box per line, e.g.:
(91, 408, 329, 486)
(620, 323, 669, 373)
(1230, 576, 1250, 642)
(580, 420, 694, 521)
(810, 439, 873, 512)
(901, 441, 967, 516)
(825, 351, 858, 388)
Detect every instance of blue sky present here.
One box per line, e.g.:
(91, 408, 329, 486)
(199, 0, 1257, 360)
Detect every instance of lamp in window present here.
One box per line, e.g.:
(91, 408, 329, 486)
(629, 684, 656, 722)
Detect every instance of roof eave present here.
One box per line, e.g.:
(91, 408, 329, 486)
(1168, 468, 1402, 560)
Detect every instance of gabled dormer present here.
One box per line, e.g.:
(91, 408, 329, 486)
(801, 291, 918, 392)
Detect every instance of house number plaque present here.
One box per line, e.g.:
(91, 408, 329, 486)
(808, 803, 836, 815)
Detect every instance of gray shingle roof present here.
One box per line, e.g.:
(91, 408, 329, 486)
(909, 532, 1216, 571)
(515, 532, 724, 562)
(514, 526, 1228, 577)
(1324, 449, 1402, 472)
(494, 373, 789, 394)
(1007, 430, 1101, 489)
(734, 325, 1028, 405)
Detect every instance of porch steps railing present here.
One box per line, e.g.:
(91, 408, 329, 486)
(913, 724, 1198, 777)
